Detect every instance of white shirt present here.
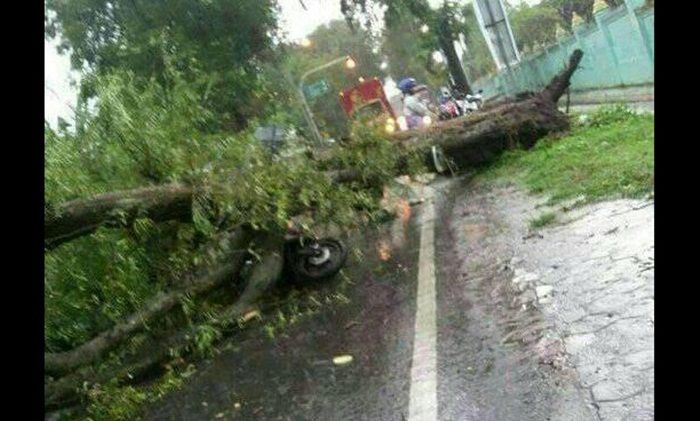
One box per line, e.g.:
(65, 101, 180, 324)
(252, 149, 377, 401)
(403, 94, 430, 117)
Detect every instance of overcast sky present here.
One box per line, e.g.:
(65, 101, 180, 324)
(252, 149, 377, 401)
(45, 0, 541, 128)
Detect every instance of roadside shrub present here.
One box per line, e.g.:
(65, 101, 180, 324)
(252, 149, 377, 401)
(580, 104, 640, 128)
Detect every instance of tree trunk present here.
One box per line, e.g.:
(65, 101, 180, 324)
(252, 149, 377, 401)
(394, 49, 584, 168)
(45, 171, 357, 249)
(44, 226, 254, 376)
(437, 27, 472, 95)
(45, 183, 194, 250)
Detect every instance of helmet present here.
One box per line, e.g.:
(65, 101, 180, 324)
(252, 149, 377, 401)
(439, 87, 450, 98)
(398, 78, 417, 94)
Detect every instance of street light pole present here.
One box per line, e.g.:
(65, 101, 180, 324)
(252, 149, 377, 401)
(297, 55, 355, 145)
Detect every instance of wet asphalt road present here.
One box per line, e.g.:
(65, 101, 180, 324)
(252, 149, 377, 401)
(142, 176, 652, 420)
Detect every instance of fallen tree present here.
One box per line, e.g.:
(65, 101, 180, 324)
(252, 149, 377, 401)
(44, 49, 585, 411)
(45, 183, 194, 250)
(45, 50, 583, 251)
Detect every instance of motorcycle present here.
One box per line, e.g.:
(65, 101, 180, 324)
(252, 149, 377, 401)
(404, 114, 434, 130)
(453, 88, 484, 114)
(283, 226, 349, 283)
(437, 98, 461, 121)
(437, 88, 462, 121)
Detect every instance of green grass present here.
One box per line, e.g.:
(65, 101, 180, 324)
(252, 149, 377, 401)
(529, 212, 557, 229)
(478, 105, 654, 206)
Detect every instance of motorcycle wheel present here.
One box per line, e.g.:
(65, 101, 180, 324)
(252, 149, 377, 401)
(294, 238, 348, 281)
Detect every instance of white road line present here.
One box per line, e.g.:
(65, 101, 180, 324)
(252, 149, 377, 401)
(408, 186, 438, 421)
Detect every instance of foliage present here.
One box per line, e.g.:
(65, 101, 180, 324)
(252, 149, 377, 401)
(605, 0, 625, 7)
(45, 226, 166, 352)
(541, 0, 595, 31)
(280, 20, 384, 140)
(477, 105, 654, 205)
(580, 103, 640, 128)
(381, 9, 443, 88)
(84, 369, 184, 421)
(44, 1, 430, 411)
(45, 60, 426, 356)
(507, 1, 561, 53)
(342, 0, 475, 92)
(45, 0, 280, 131)
(529, 211, 557, 229)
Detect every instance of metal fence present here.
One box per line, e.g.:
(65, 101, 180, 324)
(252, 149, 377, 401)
(473, 0, 653, 100)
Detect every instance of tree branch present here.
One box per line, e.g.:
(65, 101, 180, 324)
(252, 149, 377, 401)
(44, 226, 254, 376)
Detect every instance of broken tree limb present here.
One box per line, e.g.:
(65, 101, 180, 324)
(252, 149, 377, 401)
(45, 327, 195, 411)
(540, 49, 584, 104)
(45, 171, 357, 250)
(214, 235, 285, 323)
(45, 235, 285, 411)
(44, 225, 255, 376)
(45, 183, 194, 250)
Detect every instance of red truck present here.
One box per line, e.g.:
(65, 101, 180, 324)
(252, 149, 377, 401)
(338, 77, 401, 133)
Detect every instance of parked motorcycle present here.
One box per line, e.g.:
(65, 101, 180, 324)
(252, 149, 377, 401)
(453, 88, 484, 114)
(437, 87, 462, 121)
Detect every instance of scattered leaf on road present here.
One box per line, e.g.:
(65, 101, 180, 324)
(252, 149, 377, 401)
(241, 309, 261, 323)
(333, 355, 353, 365)
(377, 240, 391, 261)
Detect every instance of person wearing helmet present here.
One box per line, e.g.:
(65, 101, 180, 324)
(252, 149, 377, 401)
(438, 86, 452, 105)
(437, 86, 461, 120)
(398, 77, 417, 95)
(398, 77, 435, 129)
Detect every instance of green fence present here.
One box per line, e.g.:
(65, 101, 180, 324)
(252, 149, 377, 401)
(473, 0, 653, 100)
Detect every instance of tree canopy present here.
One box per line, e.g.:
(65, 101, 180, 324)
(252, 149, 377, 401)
(341, 0, 474, 93)
(507, 1, 561, 53)
(46, 0, 280, 131)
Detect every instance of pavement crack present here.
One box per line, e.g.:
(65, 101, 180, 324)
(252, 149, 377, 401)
(565, 311, 614, 325)
(567, 314, 647, 336)
(587, 386, 604, 421)
(596, 388, 646, 404)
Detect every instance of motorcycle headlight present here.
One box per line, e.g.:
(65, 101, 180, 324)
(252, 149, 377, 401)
(396, 116, 407, 130)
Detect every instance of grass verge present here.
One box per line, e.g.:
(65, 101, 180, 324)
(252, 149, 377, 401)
(477, 104, 654, 207)
(529, 212, 557, 229)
